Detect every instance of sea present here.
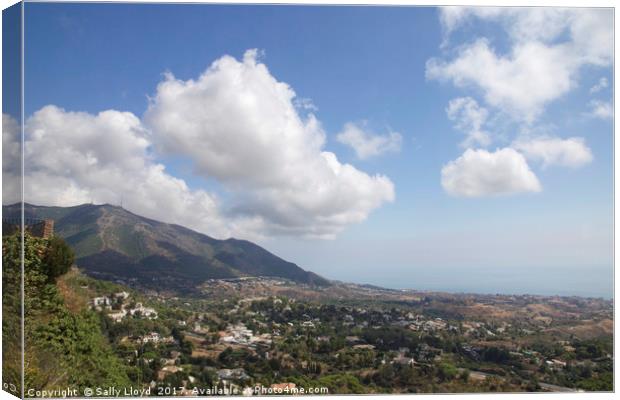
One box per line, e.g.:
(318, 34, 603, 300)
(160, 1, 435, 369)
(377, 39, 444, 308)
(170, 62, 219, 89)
(329, 265, 613, 299)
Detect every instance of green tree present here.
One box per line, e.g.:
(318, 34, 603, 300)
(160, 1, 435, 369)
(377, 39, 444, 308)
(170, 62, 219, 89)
(41, 236, 75, 280)
(438, 362, 458, 382)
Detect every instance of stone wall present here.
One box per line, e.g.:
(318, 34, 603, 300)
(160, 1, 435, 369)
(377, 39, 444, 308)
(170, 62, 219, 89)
(2, 218, 55, 238)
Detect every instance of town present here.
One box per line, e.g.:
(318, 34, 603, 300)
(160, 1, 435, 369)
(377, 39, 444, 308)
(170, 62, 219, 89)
(67, 272, 612, 394)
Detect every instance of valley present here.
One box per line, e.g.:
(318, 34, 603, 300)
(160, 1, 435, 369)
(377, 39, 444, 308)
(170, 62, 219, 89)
(62, 266, 613, 394)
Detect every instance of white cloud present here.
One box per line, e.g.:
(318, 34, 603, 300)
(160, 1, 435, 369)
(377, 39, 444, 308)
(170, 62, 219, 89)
(144, 49, 395, 238)
(428, 38, 577, 122)
(441, 8, 561, 43)
(21, 105, 261, 240)
(441, 147, 541, 197)
(440, 7, 612, 64)
(431, 7, 605, 198)
(588, 99, 613, 120)
(2, 113, 20, 176)
(512, 136, 593, 168)
(2, 114, 22, 205)
(293, 97, 318, 112)
(446, 97, 491, 147)
(9, 51, 395, 240)
(590, 77, 608, 94)
(336, 122, 402, 159)
(428, 8, 613, 122)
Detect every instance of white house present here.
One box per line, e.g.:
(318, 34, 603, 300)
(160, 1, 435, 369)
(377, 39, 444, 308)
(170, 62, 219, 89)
(128, 303, 158, 319)
(114, 291, 130, 300)
(91, 296, 111, 307)
(108, 309, 127, 322)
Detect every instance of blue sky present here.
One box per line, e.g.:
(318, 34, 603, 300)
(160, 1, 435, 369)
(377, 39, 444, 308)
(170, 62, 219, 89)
(7, 4, 614, 297)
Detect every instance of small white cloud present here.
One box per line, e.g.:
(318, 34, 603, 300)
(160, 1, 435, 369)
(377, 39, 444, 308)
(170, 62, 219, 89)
(590, 77, 609, 94)
(441, 147, 541, 197)
(446, 97, 491, 147)
(512, 136, 593, 168)
(336, 122, 402, 160)
(588, 99, 613, 120)
(293, 97, 318, 112)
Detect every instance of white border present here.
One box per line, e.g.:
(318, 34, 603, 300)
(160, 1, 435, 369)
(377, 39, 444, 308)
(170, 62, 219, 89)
(0, 1, 616, 400)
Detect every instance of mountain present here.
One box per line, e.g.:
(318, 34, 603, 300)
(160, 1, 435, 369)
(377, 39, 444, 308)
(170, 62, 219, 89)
(2, 203, 330, 290)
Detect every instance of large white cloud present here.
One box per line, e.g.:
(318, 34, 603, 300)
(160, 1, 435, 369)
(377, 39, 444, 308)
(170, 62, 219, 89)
(512, 136, 593, 168)
(20, 106, 260, 240)
(428, 7, 613, 122)
(143, 49, 395, 238)
(441, 148, 541, 197)
(446, 97, 491, 147)
(7, 51, 395, 240)
(336, 122, 402, 159)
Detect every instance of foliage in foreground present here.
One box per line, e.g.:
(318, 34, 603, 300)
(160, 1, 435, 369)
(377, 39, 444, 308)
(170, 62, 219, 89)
(2, 233, 131, 396)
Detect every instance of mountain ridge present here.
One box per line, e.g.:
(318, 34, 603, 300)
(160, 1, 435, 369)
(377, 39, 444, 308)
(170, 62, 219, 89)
(2, 203, 330, 290)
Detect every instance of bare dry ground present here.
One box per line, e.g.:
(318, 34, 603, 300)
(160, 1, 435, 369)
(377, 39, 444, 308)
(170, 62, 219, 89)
(545, 318, 613, 339)
(56, 267, 93, 313)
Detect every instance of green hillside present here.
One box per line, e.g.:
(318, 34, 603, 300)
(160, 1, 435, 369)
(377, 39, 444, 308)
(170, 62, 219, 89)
(3, 203, 329, 291)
